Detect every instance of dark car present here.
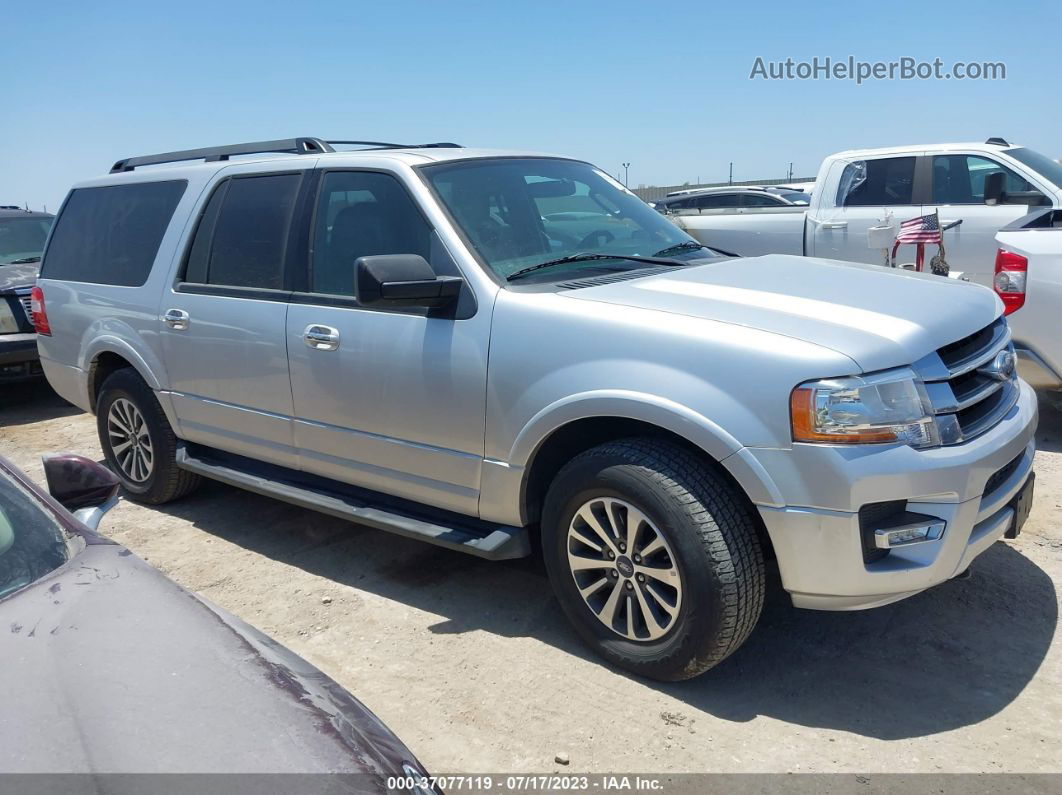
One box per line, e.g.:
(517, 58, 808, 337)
(0, 209, 53, 381)
(0, 452, 437, 789)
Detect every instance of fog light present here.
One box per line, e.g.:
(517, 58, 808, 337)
(873, 514, 946, 549)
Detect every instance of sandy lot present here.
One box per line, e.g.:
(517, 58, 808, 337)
(1, 381, 1060, 774)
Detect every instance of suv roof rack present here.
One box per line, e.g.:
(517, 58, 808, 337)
(110, 137, 464, 173)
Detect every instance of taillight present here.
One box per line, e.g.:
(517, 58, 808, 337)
(994, 248, 1027, 316)
(30, 286, 51, 335)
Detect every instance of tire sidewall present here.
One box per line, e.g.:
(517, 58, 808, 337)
(542, 452, 729, 676)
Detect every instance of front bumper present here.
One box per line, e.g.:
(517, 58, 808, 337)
(751, 380, 1039, 610)
(0, 333, 42, 381)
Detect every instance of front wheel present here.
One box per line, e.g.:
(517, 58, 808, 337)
(541, 438, 765, 681)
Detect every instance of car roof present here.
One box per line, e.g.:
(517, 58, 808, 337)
(831, 141, 1022, 159)
(73, 147, 580, 190)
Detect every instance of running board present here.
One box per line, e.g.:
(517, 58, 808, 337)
(175, 447, 530, 560)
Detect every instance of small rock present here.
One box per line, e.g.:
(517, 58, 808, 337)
(322, 596, 333, 604)
(554, 752, 570, 766)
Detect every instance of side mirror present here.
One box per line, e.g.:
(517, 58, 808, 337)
(43, 454, 120, 531)
(355, 254, 463, 309)
(984, 171, 1005, 205)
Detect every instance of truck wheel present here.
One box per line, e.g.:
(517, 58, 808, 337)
(541, 438, 764, 681)
(96, 368, 200, 505)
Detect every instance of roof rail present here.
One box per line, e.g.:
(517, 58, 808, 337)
(109, 137, 464, 173)
(326, 140, 463, 150)
(110, 137, 335, 173)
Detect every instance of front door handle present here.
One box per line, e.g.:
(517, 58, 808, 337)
(163, 309, 189, 330)
(819, 221, 848, 230)
(304, 324, 340, 351)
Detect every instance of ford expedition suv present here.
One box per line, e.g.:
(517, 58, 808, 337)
(35, 137, 1038, 680)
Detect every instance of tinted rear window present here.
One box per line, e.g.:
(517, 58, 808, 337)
(41, 181, 186, 286)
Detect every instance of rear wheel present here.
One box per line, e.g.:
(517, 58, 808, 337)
(541, 438, 765, 681)
(96, 368, 200, 504)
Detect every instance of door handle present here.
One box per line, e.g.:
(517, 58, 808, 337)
(819, 221, 848, 229)
(304, 324, 340, 351)
(163, 309, 189, 330)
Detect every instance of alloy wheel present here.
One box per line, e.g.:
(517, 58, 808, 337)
(107, 398, 154, 483)
(566, 497, 683, 641)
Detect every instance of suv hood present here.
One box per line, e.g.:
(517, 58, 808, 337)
(562, 254, 1001, 374)
(0, 262, 38, 292)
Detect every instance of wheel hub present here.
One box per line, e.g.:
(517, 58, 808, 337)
(565, 497, 683, 642)
(107, 398, 154, 483)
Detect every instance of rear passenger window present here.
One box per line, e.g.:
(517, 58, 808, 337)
(41, 181, 186, 286)
(310, 171, 431, 296)
(184, 174, 301, 289)
(695, 194, 739, 209)
(740, 194, 782, 207)
(837, 157, 916, 206)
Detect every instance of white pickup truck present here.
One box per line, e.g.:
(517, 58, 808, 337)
(671, 139, 1062, 291)
(994, 208, 1062, 391)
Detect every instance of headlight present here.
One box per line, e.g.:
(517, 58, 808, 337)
(790, 368, 938, 448)
(0, 302, 20, 334)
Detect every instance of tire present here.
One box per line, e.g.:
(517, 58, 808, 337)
(96, 368, 200, 504)
(541, 438, 764, 681)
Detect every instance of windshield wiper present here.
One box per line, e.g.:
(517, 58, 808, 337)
(652, 241, 709, 257)
(506, 253, 687, 282)
(6, 256, 41, 264)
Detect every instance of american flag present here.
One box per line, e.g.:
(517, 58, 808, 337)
(895, 212, 942, 245)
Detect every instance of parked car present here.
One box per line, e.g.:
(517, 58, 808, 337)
(993, 207, 1062, 391)
(36, 137, 1037, 681)
(0, 451, 436, 784)
(649, 185, 810, 213)
(670, 139, 1062, 286)
(0, 209, 52, 380)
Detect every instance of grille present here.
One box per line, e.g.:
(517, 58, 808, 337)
(984, 452, 1024, 498)
(916, 317, 1019, 445)
(17, 294, 34, 330)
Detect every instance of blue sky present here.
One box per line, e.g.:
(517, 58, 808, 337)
(4, 0, 1060, 210)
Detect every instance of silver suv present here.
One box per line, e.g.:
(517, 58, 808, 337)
(36, 137, 1038, 680)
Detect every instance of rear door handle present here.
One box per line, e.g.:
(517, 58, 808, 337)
(163, 309, 189, 330)
(304, 324, 340, 351)
(819, 221, 848, 229)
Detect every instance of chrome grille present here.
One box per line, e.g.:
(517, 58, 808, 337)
(915, 317, 1019, 445)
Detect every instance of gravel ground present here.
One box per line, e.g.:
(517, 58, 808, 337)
(1, 380, 1060, 774)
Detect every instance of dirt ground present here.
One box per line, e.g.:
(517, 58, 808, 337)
(1, 380, 1060, 775)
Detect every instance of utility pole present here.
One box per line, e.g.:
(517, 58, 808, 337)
(787, 162, 794, 181)
(622, 162, 631, 187)
(728, 162, 733, 185)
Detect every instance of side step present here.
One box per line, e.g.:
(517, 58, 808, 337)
(175, 446, 531, 560)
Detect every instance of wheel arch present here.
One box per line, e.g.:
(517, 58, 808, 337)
(514, 393, 783, 532)
(84, 339, 162, 414)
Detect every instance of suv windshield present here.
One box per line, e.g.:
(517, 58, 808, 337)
(1007, 147, 1062, 191)
(424, 159, 713, 281)
(0, 470, 71, 600)
(0, 216, 53, 265)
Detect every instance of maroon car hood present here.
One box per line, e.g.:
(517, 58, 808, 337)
(0, 542, 418, 782)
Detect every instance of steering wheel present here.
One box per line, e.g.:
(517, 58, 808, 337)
(577, 229, 616, 248)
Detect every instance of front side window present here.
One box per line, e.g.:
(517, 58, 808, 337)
(0, 216, 53, 265)
(0, 472, 70, 601)
(41, 181, 186, 285)
(184, 174, 301, 289)
(425, 158, 701, 282)
(837, 157, 916, 206)
(932, 155, 1036, 204)
(310, 171, 431, 296)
